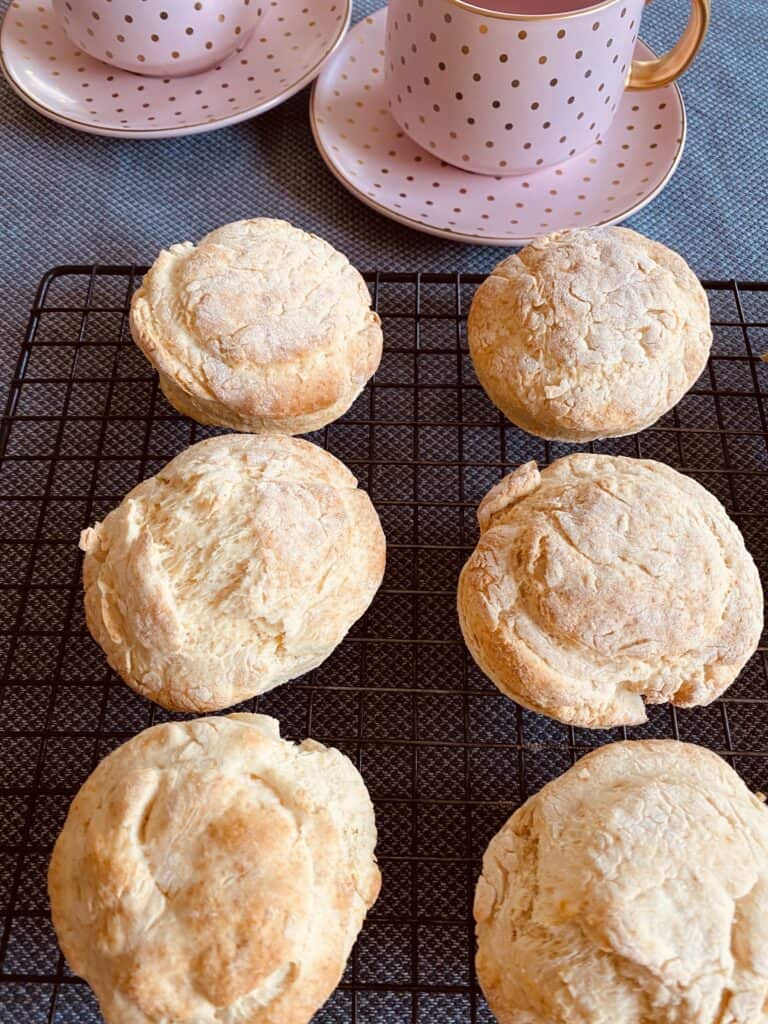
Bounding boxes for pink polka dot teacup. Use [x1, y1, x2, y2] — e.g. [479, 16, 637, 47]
[52, 0, 263, 77]
[385, 0, 709, 175]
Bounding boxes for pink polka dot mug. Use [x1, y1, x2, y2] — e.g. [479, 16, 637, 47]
[385, 0, 709, 175]
[52, 0, 263, 77]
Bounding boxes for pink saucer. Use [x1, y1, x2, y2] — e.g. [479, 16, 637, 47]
[311, 10, 686, 245]
[0, 0, 350, 138]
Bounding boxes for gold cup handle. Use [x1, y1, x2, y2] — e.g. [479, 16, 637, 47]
[627, 0, 710, 90]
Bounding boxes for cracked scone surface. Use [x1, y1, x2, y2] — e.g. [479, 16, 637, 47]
[475, 740, 768, 1024]
[467, 227, 712, 442]
[129, 218, 382, 434]
[49, 713, 380, 1024]
[80, 433, 385, 712]
[457, 454, 762, 728]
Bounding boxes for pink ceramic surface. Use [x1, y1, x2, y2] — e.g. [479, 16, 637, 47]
[52, 0, 263, 77]
[311, 10, 685, 245]
[467, 1, 609, 11]
[0, 0, 350, 137]
[386, 0, 645, 175]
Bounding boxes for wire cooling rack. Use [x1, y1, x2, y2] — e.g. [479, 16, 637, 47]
[0, 267, 767, 1024]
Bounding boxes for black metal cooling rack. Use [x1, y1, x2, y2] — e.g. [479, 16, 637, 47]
[0, 266, 767, 1024]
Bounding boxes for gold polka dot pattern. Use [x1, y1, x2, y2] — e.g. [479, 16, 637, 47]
[1, 0, 349, 136]
[385, 0, 645, 176]
[312, 10, 686, 245]
[52, 0, 264, 76]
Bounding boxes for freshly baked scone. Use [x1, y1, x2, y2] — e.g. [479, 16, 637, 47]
[467, 227, 712, 442]
[80, 433, 385, 712]
[457, 454, 762, 728]
[49, 713, 380, 1024]
[130, 218, 382, 434]
[475, 740, 768, 1024]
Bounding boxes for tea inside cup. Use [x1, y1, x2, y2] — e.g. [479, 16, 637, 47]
[463, 0, 610, 12]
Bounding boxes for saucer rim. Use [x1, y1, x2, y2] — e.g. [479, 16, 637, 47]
[0, 0, 351, 139]
[310, 15, 686, 246]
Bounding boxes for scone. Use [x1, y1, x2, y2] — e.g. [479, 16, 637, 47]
[468, 227, 712, 441]
[457, 454, 762, 728]
[475, 740, 768, 1024]
[80, 433, 385, 712]
[130, 218, 382, 434]
[49, 714, 380, 1024]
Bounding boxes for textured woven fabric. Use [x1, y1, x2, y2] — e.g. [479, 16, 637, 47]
[1, 0, 767, 373]
[1, 268, 766, 1024]
[0, 5, 766, 1021]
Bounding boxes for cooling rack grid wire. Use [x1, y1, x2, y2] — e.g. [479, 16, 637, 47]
[0, 267, 767, 1024]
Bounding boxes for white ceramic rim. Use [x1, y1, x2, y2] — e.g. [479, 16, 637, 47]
[0, 0, 351, 139]
[310, 36, 686, 247]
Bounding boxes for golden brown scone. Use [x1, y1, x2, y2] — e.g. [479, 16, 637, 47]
[475, 740, 768, 1024]
[457, 454, 762, 728]
[130, 218, 382, 434]
[80, 434, 385, 712]
[468, 228, 712, 442]
[49, 714, 380, 1024]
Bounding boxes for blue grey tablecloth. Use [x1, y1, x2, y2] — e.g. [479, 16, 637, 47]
[1, 0, 767, 381]
[0, 4, 766, 1022]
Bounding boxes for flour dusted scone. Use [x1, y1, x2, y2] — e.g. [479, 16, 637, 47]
[80, 434, 385, 712]
[457, 455, 762, 728]
[475, 740, 768, 1024]
[49, 714, 380, 1024]
[468, 228, 712, 442]
[130, 219, 382, 434]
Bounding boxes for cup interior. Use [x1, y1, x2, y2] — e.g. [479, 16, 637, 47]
[457, 0, 611, 15]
